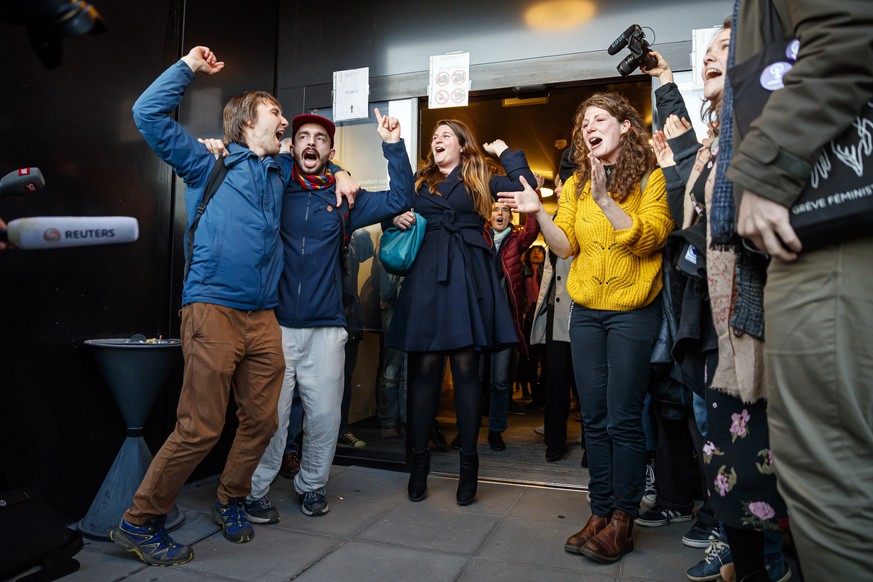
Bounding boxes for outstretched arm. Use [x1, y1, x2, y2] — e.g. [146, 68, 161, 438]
[132, 46, 225, 184]
[498, 176, 573, 258]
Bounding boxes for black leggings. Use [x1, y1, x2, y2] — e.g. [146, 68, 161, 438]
[409, 349, 481, 454]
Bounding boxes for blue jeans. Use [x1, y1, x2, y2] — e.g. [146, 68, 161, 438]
[487, 346, 513, 432]
[378, 308, 407, 428]
[570, 300, 661, 519]
[377, 346, 407, 427]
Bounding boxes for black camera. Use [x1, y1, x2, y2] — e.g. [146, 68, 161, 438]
[608, 24, 657, 77]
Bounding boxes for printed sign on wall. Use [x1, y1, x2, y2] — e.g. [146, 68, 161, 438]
[333, 67, 370, 122]
[428, 52, 470, 109]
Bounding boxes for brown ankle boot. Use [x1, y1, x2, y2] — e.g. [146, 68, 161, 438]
[564, 513, 610, 554]
[579, 508, 634, 563]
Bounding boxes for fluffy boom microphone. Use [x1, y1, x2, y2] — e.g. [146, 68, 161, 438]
[0, 216, 139, 249]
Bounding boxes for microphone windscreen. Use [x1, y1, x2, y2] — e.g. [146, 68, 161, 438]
[0, 168, 45, 196]
[6, 216, 139, 249]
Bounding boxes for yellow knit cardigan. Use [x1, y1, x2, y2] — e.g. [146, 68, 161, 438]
[554, 169, 674, 311]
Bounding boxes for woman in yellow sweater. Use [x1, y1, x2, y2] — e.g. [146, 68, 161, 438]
[502, 93, 673, 564]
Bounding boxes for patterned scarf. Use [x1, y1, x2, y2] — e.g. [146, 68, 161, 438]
[292, 164, 335, 190]
[710, 0, 768, 340]
[709, 0, 739, 248]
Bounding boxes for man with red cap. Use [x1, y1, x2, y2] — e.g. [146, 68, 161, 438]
[244, 109, 414, 520]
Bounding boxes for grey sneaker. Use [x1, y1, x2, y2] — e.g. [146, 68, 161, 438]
[244, 496, 279, 524]
[299, 488, 330, 516]
[643, 462, 657, 506]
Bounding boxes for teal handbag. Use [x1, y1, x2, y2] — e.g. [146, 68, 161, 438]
[379, 212, 427, 276]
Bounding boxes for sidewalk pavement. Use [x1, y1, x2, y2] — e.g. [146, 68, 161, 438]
[61, 465, 702, 581]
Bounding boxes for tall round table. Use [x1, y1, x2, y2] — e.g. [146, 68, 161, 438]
[77, 338, 184, 540]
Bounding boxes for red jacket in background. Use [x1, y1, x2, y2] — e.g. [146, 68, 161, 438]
[487, 216, 540, 353]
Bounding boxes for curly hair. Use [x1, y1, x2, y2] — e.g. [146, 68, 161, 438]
[415, 119, 498, 220]
[570, 92, 656, 202]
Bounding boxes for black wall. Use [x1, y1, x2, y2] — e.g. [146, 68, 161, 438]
[0, 0, 278, 522]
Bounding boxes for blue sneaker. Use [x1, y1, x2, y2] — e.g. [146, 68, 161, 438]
[110, 517, 193, 566]
[766, 556, 792, 582]
[299, 488, 329, 516]
[686, 535, 733, 582]
[213, 500, 254, 543]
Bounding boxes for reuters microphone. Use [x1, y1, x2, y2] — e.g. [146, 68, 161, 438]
[0, 168, 46, 196]
[0, 216, 139, 249]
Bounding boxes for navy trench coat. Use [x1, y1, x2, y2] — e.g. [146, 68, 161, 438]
[388, 149, 536, 353]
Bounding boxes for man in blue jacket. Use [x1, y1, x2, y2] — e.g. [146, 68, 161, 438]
[111, 47, 355, 567]
[244, 110, 414, 520]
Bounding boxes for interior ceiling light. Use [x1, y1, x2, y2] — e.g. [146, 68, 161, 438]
[524, 0, 596, 30]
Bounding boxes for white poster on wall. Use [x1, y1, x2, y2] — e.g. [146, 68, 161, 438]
[428, 52, 470, 109]
[691, 27, 722, 91]
[333, 67, 369, 122]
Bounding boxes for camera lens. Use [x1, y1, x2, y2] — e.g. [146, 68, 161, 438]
[616, 54, 639, 77]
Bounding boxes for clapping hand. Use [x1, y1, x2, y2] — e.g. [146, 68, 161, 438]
[653, 130, 675, 168]
[589, 152, 608, 204]
[663, 114, 692, 139]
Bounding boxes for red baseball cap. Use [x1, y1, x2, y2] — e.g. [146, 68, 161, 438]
[291, 114, 335, 145]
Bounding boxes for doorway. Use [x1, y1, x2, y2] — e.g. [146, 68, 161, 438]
[417, 78, 652, 488]
[331, 77, 654, 488]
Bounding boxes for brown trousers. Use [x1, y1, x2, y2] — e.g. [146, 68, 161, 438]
[126, 303, 284, 523]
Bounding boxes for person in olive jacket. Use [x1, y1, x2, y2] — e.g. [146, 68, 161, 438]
[729, 1, 873, 579]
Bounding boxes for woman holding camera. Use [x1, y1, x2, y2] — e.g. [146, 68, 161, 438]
[645, 20, 790, 582]
[502, 93, 673, 563]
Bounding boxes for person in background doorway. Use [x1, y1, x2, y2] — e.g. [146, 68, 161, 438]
[484, 191, 540, 452]
[529, 175, 577, 462]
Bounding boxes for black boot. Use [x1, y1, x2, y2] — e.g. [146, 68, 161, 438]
[408, 448, 430, 501]
[456, 450, 479, 506]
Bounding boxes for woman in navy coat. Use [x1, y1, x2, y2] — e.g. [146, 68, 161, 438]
[387, 119, 535, 505]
